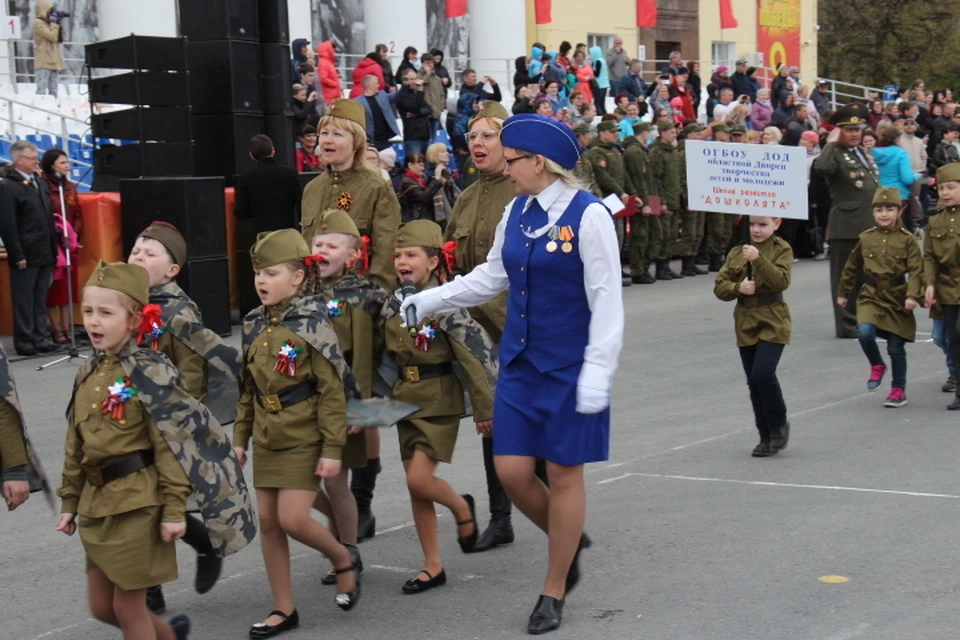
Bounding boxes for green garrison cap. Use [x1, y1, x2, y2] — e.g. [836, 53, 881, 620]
[657, 120, 676, 133]
[729, 125, 747, 135]
[250, 229, 311, 269]
[86, 260, 150, 305]
[632, 121, 653, 135]
[872, 187, 902, 206]
[469, 100, 509, 128]
[395, 220, 444, 250]
[327, 98, 366, 129]
[596, 119, 619, 133]
[573, 122, 594, 135]
[311, 209, 360, 238]
[138, 221, 187, 267]
[937, 163, 960, 184]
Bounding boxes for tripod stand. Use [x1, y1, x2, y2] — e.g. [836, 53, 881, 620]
[38, 176, 87, 371]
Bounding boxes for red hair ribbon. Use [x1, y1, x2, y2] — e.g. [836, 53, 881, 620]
[136, 304, 166, 350]
[304, 254, 328, 267]
[358, 236, 371, 274]
[442, 241, 458, 273]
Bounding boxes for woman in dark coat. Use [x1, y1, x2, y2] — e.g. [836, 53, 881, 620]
[397, 152, 446, 223]
[40, 148, 81, 344]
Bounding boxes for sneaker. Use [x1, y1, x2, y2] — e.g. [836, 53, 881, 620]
[884, 388, 907, 408]
[867, 364, 886, 391]
[942, 376, 957, 393]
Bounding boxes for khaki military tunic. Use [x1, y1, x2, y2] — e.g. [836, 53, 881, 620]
[584, 141, 635, 198]
[384, 299, 494, 463]
[301, 167, 402, 291]
[58, 356, 192, 590]
[923, 204, 960, 305]
[156, 329, 208, 403]
[235, 301, 348, 490]
[813, 142, 880, 241]
[714, 237, 793, 347]
[0, 399, 26, 474]
[838, 225, 923, 340]
[444, 172, 516, 342]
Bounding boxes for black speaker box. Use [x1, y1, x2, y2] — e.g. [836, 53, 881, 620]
[92, 107, 192, 142]
[298, 171, 322, 192]
[260, 43, 292, 114]
[263, 112, 296, 167]
[119, 177, 228, 260]
[187, 41, 262, 114]
[85, 35, 186, 71]
[178, 256, 232, 336]
[95, 143, 194, 177]
[258, 0, 289, 43]
[92, 172, 121, 193]
[179, 0, 258, 42]
[191, 114, 263, 183]
[89, 72, 189, 107]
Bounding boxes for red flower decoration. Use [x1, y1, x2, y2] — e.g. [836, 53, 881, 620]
[136, 304, 166, 350]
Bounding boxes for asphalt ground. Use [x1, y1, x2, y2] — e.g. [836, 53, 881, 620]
[4, 258, 960, 640]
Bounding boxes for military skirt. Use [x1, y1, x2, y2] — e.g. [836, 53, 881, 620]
[253, 443, 323, 491]
[397, 415, 461, 463]
[341, 431, 368, 469]
[79, 505, 178, 590]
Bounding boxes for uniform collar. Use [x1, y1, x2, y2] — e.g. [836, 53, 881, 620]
[526, 177, 566, 213]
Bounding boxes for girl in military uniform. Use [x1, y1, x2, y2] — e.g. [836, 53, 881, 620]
[234, 229, 360, 638]
[714, 216, 794, 457]
[384, 220, 496, 594]
[300, 98, 403, 538]
[57, 261, 195, 639]
[305, 208, 389, 584]
[129, 221, 243, 608]
[836, 187, 924, 408]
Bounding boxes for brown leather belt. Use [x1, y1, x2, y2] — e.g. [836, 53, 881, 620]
[862, 273, 907, 289]
[257, 381, 317, 413]
[941, 266, 960, 277]
[84, 450, 154, 487]
[737, 293, 784, 308]
[402, 363, 455, 383]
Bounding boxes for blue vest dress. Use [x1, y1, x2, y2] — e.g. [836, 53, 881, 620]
[493, 190, 611, 466]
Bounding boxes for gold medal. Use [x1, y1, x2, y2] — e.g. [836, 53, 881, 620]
[562, 242, 574, 253]
[849, 171, 858, 179]
[546, 241, 558, 253]
[855, 180, 863, 189]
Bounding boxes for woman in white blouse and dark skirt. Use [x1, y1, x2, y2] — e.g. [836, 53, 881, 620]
[402, 113, 624, 635]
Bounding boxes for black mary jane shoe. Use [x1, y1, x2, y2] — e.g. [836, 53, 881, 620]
[169, 614, 191, 640]
[527, 595, 564, 635]
[334, 544, 362, 611]
[249, 609, 299, 639]
[457, 494, 478, 553]
[402, 568, 447, 594]
[565, 533, 592, 594]
[322, 546, 364, 585]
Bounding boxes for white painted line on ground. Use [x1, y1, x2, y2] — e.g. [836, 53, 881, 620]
[597, 472, 960, 500]
[822, 623, 871, 640]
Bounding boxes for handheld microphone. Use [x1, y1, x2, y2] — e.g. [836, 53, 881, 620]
[400, 279, 419, 335]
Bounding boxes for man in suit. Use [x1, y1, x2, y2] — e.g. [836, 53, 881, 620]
[616, 59, 648, 102]
[354, 74, 400, 151]
[0, 141, 56, 356]
[814, 104, 880, 338]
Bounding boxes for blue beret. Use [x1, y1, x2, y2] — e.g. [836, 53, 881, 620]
[500, 113, 582, 170]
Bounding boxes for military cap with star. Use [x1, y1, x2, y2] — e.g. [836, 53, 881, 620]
[311, 208, 360, 238]
[469, 100, 509, 128]
[86, 260, 150, 305]
[872, 187, 902, 206]
[250, 229, 311, 269]
[829, 103, 869, 129]
[327, 98, 367, 129]
[395, 220, 444, 250]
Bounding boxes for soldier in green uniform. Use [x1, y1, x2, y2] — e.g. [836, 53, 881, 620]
[234, 230, 361, 636]
[814, 103, 880, 338]
[836, 187, 923, 408]
[729, 124, 747, 143]
[583, 119, 635, 286]
[0, 342, 49, 512]
[623, 121, 658, 284]
[711, 122, 732, 142]
[705, 127, 741, 271]
[924, 163, 960, 410]
[677, 123, 708, 277]
[713, 217, 793, 457]
[305, 208, 390, 576]
[648, 121, 684, 280]
[384, 220, 497, 593]
[573, 123, 602, 197]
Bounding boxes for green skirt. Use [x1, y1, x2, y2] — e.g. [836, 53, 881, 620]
[80, 505, 178, 590]
[253, 443, 323, 491]
[397, 415, 461, 463]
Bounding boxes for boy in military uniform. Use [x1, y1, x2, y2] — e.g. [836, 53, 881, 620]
[711, 123, 732, 142]
[58, 262, 256, 639]
[384, 220, 497, 593]
[924, 163, 960, 410]
[836, 187, 923, 408]
[713, 217, 793, 457]
[705, 128, 741, 270]
[677, 124, 708, 277]
[128, 222, 242, 608]
[306, 208, 389, 577]
[623, 121, 659, 283]
[0, 342, 49, 512]
[648, 121, 684, 280]
[234, 230, 361, 636]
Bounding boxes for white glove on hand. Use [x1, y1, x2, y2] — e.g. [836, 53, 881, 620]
[399, 288, 445, 327]
[575, 362, 611, 414]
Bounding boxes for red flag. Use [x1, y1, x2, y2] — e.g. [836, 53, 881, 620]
[636, 0, 657, 27]
[719, 0, 739, 28]
[535, 0, 552, 24]
[446, 0, 467, 18]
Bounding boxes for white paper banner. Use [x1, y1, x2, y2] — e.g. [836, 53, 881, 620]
[685, 140, 809, 220]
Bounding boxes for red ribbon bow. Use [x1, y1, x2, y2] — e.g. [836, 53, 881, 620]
[136, 304, 165, 350]
[304, 254, 328, 267]
[442, 241, 458, 279]
[358, 236, 371, 274]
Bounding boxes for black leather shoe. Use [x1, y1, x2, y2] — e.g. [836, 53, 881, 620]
[334, 544, 361, 611]
[751, 441, 776, 457]
[195, 552, 222, 594]
[322, 545, 363, 585]
[457, 494, 478, 553]
[35, 341, 57, 353]
[621, 276, 632, 287]
[667, 267, 684, 279]
[943, 376, 957, 393]
[949, 396, 960, 411]
[632, 273, 656, 284]
[474, 517, 515, 553]
[357, 511, 376, 542]
[565, 533, 592, 594]
[146, 585, 166, 614]
[528, 595, 564, 635]
[402, 569, 447, 594]
[249, 609, 299, 638]
[14, 345, 37, 357]
[169, 614, 191, 640]
[770, 422, 790, 451]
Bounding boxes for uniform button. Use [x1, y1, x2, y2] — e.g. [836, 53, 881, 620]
[98, 373, 104, 378]
[521, 314, 526, 319]
[90, 403, 97, 409]
[525, 242, 530, 248]
[119, 420, 126, 425]
[95, 387, 101, 392]
[267, 328, 272, 333]
[521, 338, 526, 343]
[262, 342, 268, 347]
[521, 291, 526, 296]
[520, 267, 525, 272]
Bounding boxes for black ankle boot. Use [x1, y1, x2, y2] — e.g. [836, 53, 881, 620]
[475, 437, 515, 552]
[183, 514, 222, 594]
[655, 260, 672, 281]
[351, 458, 381, 542]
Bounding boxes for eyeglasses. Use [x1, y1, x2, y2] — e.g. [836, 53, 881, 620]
[465, 130, 499, 142]
[503, 155, 533, 168]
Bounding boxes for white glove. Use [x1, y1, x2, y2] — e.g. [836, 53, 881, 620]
[399, 288, 445, 327]
[575, 362, 612, 414]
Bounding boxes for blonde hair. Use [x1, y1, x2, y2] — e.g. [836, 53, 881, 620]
[318, 115, 369, 171]
[426, 142, 448, 164]
[724, 103, 750, 126]
[797, 84, 809, 98]
[762, 127, 782, 144]
[292, 83, 306, 96]
[744, 130, 762, 143]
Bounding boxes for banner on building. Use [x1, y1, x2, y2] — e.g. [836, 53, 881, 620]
[445, 0, 467, 18]
[535, 0, 552, 24]
[636, 0, 657, 27]
[719, 0, 739, 29]
[757, 0, 801, 70]
[684, 141, 808, 221]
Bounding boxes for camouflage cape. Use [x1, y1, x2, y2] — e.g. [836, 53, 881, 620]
[322, 273, 390, 321]
[0, 344, 53, 509]
[69, 341, 257, 558]
[149, 282, 242, 424]
[243, 296, 420, 428]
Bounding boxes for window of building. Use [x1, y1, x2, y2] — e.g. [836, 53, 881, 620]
[712, 41, 737, 69]
[587, 34, 613, 55]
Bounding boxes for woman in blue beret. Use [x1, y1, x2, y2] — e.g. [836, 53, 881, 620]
[402, 113, 624, 635]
